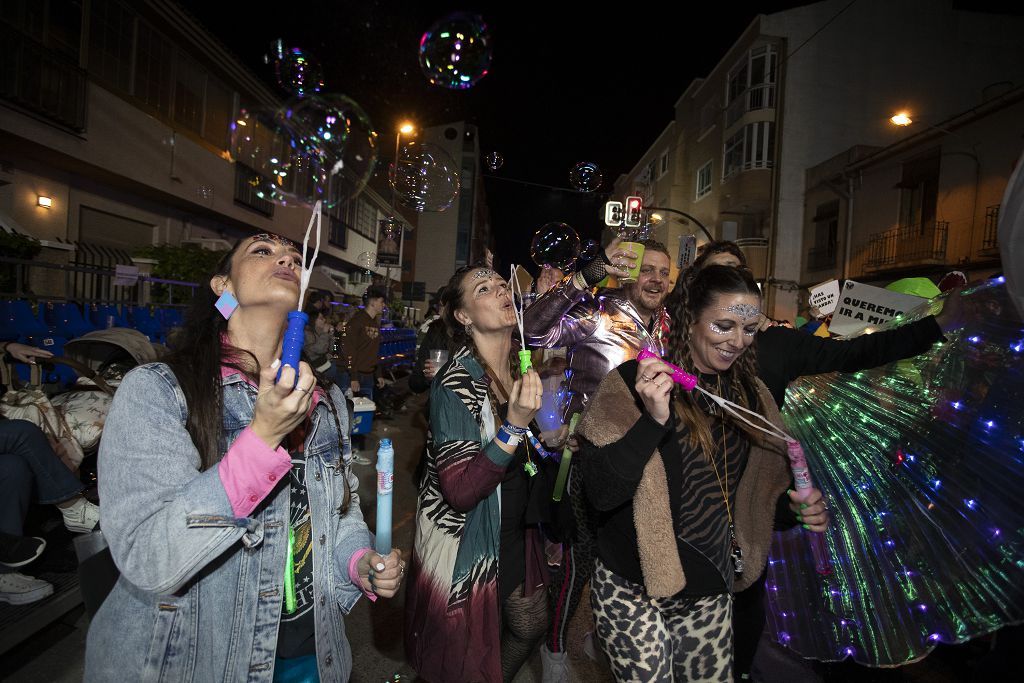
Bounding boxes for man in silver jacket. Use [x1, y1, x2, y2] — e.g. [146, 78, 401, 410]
[523, 238, 673, 680]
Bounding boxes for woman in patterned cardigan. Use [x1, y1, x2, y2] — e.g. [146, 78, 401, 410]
[405, 265, 551, 683]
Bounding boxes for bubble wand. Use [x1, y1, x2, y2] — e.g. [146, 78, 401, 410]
[509, 264, 532, 375]
[637, 349, 831, 574]
[278, 201, 323, 384]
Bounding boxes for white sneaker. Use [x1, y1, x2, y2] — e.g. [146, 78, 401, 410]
[0, 572, 54, 605]
[60, 497, 101, 533]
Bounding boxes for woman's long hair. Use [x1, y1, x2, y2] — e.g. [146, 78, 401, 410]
[163, 242, 345, 489]
[664, 264, 762, 457]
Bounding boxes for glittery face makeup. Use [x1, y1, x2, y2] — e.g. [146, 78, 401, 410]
[472, 268, 498, 281]
[251, 233, 297, 250]
[718, 303, 761, 320]
[708, 321, 758, 337]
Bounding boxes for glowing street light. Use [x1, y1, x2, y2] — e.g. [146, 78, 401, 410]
[890, 112, 913, 126]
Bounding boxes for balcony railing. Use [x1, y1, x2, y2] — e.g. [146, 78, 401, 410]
[726, 84, 776, 127]
[865, 221, 948, 270]
[808, 245, 837, 271]
[981, 204, 1000, 253]
[0, 23, 87, 132]
[233, 164, 275, 216]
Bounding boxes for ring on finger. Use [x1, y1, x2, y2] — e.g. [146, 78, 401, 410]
[640, 374, 652, 382]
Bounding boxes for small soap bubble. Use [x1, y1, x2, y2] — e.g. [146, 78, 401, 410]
[485, 151, 504, 171]
[389, 142, 460, 212]
[531, 223, 580, 270]
[569, 161, 602, 192]
[268, 40, 324, 97]
[419, 13, 492, 90]
[358, 251, 376, 272]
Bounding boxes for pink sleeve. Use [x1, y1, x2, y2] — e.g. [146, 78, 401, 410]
[217, 427, 293, 517]
[348, 547, 377, 602]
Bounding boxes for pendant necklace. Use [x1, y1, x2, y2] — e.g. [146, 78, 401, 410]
[706, 375, 744, 575]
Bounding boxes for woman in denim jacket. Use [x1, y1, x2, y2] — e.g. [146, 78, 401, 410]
[85, 234, 404, 682]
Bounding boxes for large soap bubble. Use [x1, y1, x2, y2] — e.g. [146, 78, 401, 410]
[531, 222, 580, 270]
[485, 151, 504, 171]
[569, 161, 602, 192]
[230, 105, 312, 205]
[580, 239, 600, 263]
[419, 13, 492, 89]
[280, 94, 379, 207]
[389, 142, 460, 212]
[268, 40, 324, 97]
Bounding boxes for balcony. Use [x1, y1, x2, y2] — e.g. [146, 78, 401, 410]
[0, 24, 87, 133]
[233, 164, 275, 217]
[980, 204, 1000, 255]
[726, 84, 776, 127]
[864, 221, 948, 270]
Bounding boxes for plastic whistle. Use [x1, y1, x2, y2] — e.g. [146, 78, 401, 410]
[278, 310, 309, 386]
[636, 348, 699, 391]
[518, 349, 533, 375]
[786, 440, 833, 576]
[375, 438, 394, 556]
[552, 413, 581, 502]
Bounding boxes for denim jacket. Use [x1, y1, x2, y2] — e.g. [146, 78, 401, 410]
[85, 363, 371, 682]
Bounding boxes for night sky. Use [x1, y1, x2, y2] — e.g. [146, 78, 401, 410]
[175, 0, 1003, 271]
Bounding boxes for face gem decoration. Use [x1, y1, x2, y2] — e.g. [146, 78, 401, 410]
[708, 321, 759, 337]
[251, 233, 297, 250]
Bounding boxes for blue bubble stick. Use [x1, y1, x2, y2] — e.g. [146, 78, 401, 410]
[375, 438, 394, 555]
[277, 311, 309, 385]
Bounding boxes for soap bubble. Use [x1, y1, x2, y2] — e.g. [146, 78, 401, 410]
[268, 41, 324, 97]
[531, 222, 580, 270]
[419, 13, 492, 89]
[389, 142, 460, 212]
[485, 151, 504, 171]
[280, 94, 379, 207]
[569, 161, 602, 192]
[580, 239, 600, 263]
[231, 95, 379, 208]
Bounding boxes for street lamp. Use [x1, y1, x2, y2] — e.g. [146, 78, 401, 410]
[890, 111, 913, 126]
[395, 121, 416, 170]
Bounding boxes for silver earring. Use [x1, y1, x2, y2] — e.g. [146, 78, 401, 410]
[465, 322, 474, 335]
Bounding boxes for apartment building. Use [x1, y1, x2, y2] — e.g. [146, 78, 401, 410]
[802, 87, 1022, 291]
[616, 0, 1024, 318]
[0, 0, 414, 300]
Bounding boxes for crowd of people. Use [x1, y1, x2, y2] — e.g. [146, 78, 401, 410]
[0, 231, 969, 682]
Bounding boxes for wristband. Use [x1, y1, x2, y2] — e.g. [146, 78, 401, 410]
[496, 426, 523, 447]
[502, 421, 529, 435]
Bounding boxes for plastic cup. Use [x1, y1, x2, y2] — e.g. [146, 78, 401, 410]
[618, 242, 646, 283]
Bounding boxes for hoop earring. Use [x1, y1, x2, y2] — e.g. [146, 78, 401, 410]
[215, 291, 238, 320]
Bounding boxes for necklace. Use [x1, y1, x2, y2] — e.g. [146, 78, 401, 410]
[704, 374, 744, 575]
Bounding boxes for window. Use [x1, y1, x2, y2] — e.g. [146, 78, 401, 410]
[88, 0, 134, 92]
[134, 22, 172, 116]
[695, 160, 713, 199]
[658, 151, 669, 179]
[355, 197, 377, 239]
[809, 200, 839, 270]
[173, 51, 205, 134]
[203, 77, 233, 150]
[726, 44, 777, 126]
[722, 122, 775, 179]
[897, 151, 940, 232]
[327, 213, 347, 249]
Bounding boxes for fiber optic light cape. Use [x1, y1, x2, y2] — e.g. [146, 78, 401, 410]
[765, 280, 1024, 666]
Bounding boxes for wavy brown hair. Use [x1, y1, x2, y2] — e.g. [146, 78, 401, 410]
[664, 264, 761, 457]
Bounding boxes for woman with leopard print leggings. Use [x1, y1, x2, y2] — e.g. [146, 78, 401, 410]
[576, 266, 828, 681]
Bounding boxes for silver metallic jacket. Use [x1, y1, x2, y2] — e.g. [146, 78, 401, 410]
[524, 276, 668, 421]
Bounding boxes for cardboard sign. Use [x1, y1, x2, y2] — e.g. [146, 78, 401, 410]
[677, 234, 697, 270]
[375, 218, 403, 267]
[808, 279, 840, 316]
[113, 264, 140, 287]
[829, 280, 924, 336]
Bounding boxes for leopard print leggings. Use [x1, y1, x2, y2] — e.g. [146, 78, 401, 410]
[591, 558, 733, 682]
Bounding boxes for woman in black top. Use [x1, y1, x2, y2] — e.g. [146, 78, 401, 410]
[578, 265, 828, 682]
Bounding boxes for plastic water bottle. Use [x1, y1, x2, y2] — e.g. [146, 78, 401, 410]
[375, 438, 394, 555]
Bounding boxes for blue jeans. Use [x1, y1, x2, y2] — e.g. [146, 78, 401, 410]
[1, 419, 84, 571]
